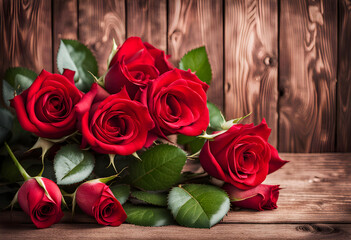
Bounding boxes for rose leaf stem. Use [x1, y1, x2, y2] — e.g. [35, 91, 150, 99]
[4, 142, 31, 181]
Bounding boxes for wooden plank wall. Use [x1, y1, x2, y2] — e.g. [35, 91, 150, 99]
[0, 0, 350, 153]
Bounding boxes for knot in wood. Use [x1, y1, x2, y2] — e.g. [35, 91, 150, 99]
[170, 29, 183, 42]
[296, 224, 339, 235]
[263, 56, 275, 66]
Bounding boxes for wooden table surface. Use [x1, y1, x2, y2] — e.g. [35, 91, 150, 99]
[1, 153, 350, 239]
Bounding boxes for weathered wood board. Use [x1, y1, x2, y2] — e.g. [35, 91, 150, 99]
[279, 0, 337, 152]
[337, 0, 351, 152]
[0, 0, 52, 75]
[224, 0, 278, 148]
[78, 0, 125, 75]
[1, 222, 350, 240]
[126, 0, 167, 52]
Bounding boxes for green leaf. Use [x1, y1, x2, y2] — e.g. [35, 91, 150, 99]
[128, 144, 187, 191]
[207, 102, 225, 131]
[168, 184, 230, 228]
[123, 203, 174, 227]
[131, 191, 168, 207]
[0, 108, 14, 145]
[177, 135, 205, 154]
[179, 46, 212, 84]
[54, 144, 95, 185]
[57, 39, 98, 92]
[110, 184, 130, 205]
[2, 81, 15, 106]
[4, 67, 37, 93]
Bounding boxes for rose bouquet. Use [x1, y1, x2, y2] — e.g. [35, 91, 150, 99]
[0, 37, 287, 229]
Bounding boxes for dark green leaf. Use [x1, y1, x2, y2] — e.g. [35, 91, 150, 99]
[4, 67, 36, 92]
[179, 46, 212, 84]
[0, 108, 14, 145]
[0, 189, 17, 209]
[131, 191, 168, 207]
[110, 184, 130, 205]
[57, 39, 98, 92]
[94, 154, 119, 178]
[123, 203, 174, 227]
[207, 102, 225, 131]
[41, 159, 56, 182]
[168, 184, 230, 228]
[54, 144, 95, 185]
[1, 156, 41, 183]
[8, 117, 34, 145]
[94, 154, 133, 179]
[128, 144, 187, 191]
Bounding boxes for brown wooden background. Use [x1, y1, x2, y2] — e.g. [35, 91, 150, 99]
[0, 0, 350, 153]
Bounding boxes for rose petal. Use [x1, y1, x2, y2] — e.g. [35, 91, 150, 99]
[223, 183, 280, 211]
[268, 144, 289, 174]
[199, 141, 229, 182]
[62, 69, 76, 84]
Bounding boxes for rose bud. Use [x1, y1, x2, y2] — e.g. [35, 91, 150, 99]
[17, 178, 64, 228]
[75, 83, 154, 155]
[105, 36, 173, 99]
[223, 183, 280, 211]
[75, 182, 127, 226]
[199, 119, 288, 190]
[10, 69, 83, 139]
[145, 68, 209, 143]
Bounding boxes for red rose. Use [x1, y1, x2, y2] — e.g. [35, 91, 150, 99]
[223, 183, 280, 211]
[199, 119, 287, 190]
[10, 69, 83, 139]
[75, 83, 154, 155]
[145, 68, 209, 142]
[17, 178, 64, 228]
[76, 182, 127, 226]
[105, 37, 173, 99]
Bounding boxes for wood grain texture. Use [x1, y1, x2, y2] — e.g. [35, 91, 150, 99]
[53, 0, 78, 73]
[337, 0, 351, 152]
[126, 0, 167, 51]
[78, 0, 125, 75]
[224, 0, 278, 148]
[1, 222, 350, 240]
[168, 0, 224, 111]
[0, 0, 52, 76]
[279, 0, 337, 152]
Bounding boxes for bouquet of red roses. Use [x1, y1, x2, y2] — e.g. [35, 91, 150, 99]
[0, 37, 287, 229]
